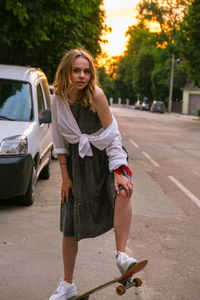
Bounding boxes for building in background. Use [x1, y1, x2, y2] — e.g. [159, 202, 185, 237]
[182, 83, 200, 116]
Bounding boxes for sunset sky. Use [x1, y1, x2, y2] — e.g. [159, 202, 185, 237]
[102, 0, 140, 56]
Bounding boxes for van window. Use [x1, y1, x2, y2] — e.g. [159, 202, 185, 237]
[37, 84, 45, 118]
[0, 79, 32, 121]
[41, 79, 51, 108]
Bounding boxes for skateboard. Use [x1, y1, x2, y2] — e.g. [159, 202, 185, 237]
[71, 259, 148, 300]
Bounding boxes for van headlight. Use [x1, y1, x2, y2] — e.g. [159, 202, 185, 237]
[0, 135, 28, 155]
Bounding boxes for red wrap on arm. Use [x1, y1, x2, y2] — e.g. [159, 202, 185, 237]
[113, 165, 132, 177]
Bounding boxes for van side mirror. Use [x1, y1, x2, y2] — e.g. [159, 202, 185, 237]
[39, 109, 52, 125]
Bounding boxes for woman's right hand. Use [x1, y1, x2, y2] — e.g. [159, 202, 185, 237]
[61, 177, 74, 203]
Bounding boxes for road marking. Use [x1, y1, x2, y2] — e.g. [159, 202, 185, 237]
[129, 138, 139, 148]
[168, 176, 200, 208]
[142, 151, 160, 167]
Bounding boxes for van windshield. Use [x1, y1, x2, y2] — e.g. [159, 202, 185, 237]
[0, 79, 32, 121]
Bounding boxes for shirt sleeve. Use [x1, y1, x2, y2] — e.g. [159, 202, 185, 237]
[106, 134, 128, 171]
[104, 115, 128, 171]
[51, 95, 69, 158]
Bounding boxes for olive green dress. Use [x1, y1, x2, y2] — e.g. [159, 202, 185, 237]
[60, 102, 117, 241]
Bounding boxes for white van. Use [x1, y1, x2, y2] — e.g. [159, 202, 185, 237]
[0, 65, 53, 205]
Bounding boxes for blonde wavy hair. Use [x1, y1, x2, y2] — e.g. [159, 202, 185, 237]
[54, 48, 97, 112]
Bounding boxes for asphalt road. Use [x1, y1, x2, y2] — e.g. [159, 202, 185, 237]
[0, 107, 200, 300]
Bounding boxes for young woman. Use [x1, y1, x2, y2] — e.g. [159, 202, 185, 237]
[49, 49, 137, 300]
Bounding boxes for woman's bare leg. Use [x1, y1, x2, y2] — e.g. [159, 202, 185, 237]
[62, 236, 78, 283]
[114, 190, 132, 252]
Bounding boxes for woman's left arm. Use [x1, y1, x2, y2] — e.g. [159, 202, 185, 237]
[94, 87, 133, 197]
[93, 87, 112, 129]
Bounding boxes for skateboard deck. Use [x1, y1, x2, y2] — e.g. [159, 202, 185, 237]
[71, 259, 148, 300]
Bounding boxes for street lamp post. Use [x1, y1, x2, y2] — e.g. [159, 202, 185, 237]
[168, 53, 175, 113]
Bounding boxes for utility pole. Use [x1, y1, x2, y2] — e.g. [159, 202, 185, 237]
[168, 53, 175, 113]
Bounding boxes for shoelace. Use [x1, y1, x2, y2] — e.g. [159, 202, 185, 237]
[115, 251, 129, 261]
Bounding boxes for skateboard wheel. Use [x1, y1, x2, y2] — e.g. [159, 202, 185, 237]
[116, 285, 126, 295]
[133, 277, 142, 287]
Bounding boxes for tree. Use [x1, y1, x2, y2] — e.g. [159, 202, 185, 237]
[179, 0, 200, 87]
[132, 46, 155, 100]
[123, 22, 158, 103]
[0, 0, 107, 82]
[134, 0, 189, 109]
[97, 66, 114, 100]
[113, 55, 137, 103]
[151, 47, 187, 104]
[97, 54, 137, 103]
[136, 0, 189, 47]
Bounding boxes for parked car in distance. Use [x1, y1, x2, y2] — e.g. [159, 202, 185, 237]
[140, 102, 150, 111]
[150, 101, 165, 113]
[0, 65, 53, 205]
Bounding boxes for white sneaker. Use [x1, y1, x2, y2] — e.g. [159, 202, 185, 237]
[49, 280, 77, 300]
[116, 251, 137, 275]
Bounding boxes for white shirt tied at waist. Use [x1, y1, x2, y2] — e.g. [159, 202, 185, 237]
[52, 94, 128, 171]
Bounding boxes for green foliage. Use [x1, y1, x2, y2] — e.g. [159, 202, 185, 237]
[125, 23, 156, 56]
[113, 56, 137, 103]
[97, 55, 138, 103]
[151, 48, 170, 102]
[122, 21, 158, 102]
[97, 67, 114, 100]
[151, 47, 187, 104]
[137, 0, 189, 45]
[123, 0, 188, 105]
[132, 46, 155, 100]
[0, 0, 106, 82]
[99, 0, 191, 107]
[179, 0, 200, 87]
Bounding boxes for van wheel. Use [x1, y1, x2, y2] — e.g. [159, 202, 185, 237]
[39, 161, 50, 180]
[20, 167, 37, 206]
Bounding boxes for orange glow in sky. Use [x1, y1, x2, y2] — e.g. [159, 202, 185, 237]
[102, 0, 139, 57]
